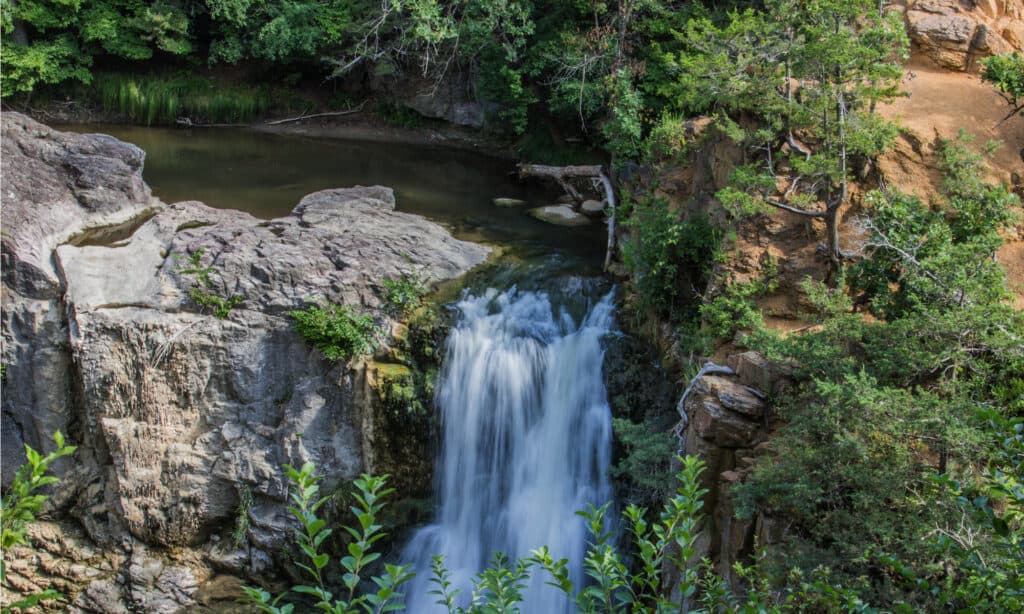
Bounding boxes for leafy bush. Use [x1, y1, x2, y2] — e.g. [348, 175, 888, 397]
[1, 431, 77, 613]
[734, 140, 1023, 605]
[981, 52, 1024, 119]
[382, 273, 426, 315]
[611, 417, 677, 505]
[700, 257, 778, 340]
[290, 303, 378, 361]
[232, 485, 253, 547]
[242, 466, 413, 613]
[622, 197, 722, 323]
[376, 102, 427, 129]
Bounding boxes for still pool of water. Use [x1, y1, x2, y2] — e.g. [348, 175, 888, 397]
[57, 125, 608, 265]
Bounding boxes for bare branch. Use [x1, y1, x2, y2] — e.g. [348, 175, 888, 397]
[264, 100, 368, 126]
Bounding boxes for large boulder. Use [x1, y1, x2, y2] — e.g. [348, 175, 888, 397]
[1, 112, 489, 610]
[899, 0, 1023, 72]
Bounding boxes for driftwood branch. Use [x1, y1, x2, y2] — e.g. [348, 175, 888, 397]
[517, 164, 604, 205]
[517, 164, 618, 271]
[264, 100, 368, 126]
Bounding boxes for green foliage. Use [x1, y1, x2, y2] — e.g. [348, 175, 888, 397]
[699, 280, 765, 340]
[232, 484, 253, 547]
[623, 197, 722, 323]
[644, 111, 689, 164]
[611, 417, 677, 505]
[528, 455, 709, 612]
[382, 272, 426, 315]
[981, 52, 1024, 118]
[602, 69, 644, 162]
[850, 132, 1018, 320]
[92, 72, 272, 125]
[175, 248, 243, 319]
[478, 61, 536, 137]
[662, 0, 908, 263]
[376, 102, 427, 129]
[700, 256, 778, 340]
[0, 34, 92, 95]
[735, 150, 1023, 604]
[290, 303, 378, 361]
[242, 466, 413, 613]
[1, 431, 77, 613]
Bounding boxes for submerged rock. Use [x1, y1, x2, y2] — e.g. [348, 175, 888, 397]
[492, 197, 528, 207]
[0, 112, 489, 610]
[528, 204, 591, 227]
[580, 199, 605, 216]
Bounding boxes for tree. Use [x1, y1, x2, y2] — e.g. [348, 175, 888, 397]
[663, 0, 907, 269]
[736, 137, 1022, 605]
[981, 52, 1024, 124]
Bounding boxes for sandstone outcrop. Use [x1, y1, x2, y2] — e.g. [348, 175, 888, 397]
[677, 354, 781, 587]
[1, 111, 489, 611]
[895, 0, 1024, 72]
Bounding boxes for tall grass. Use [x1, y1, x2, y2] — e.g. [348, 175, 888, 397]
[92, 72, 285, 125]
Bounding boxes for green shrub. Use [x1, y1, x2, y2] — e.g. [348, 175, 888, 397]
[376, 102, 426, 129]
[241, 466, 413, 613]
[700, 256, 778, 340]
[611, 417, 677, 505]
[290, 303, 378, 361]
[382, 273, 426, 315]
[1, 431, 77, 613]
[622, 197, 723, 323]
[981, 52, 1024, 119]
[232, 485, 253, 547]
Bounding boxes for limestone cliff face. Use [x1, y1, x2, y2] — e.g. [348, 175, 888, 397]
[0, 112, 489, 612]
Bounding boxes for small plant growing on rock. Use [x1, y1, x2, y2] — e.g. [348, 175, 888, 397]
[382, 272, 426, 315]
[175, 248, 243, 319]
[232, 485, 253, 547]
[1, 431, 77, 613]
[290, 303, 379, 361]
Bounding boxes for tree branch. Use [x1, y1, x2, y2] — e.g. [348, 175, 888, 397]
[764, 199, 827, 217]
[264, 100, 368, 126]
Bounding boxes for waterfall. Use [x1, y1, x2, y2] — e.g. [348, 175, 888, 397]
[401, 286, 616, 613]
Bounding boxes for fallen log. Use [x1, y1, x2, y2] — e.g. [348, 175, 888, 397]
[516, 163, 617, 271]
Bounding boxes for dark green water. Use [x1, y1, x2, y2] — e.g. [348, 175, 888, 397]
[58, 125, 607, 266]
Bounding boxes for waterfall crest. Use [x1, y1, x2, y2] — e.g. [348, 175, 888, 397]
[402, 287, 616, 612]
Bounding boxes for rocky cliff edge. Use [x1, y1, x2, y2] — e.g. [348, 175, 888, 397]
[0, 112, 489, 612]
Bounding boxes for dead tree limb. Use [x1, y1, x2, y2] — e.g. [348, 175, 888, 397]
[517, 164, 603, 204]
[264, 100, 368, 126]
[517, 163, 618, 271]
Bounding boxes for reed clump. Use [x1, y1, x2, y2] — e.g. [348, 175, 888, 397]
[92, 72, 276, 125]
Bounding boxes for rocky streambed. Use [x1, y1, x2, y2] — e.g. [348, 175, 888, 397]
[1, 112, 488, 612]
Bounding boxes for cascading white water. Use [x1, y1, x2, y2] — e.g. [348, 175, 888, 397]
[402, 286, 616, 613]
